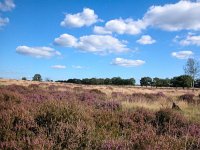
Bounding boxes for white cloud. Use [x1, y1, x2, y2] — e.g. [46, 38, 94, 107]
[72, 65, 84, 69]
[171, 51, 193, 59]
[16, 46, 61, 58]
[111, 58, 145, 67]
[51, 65, 66, 69]
[179, 34, 200, 46]
[54, 34, 130, 54]
[93, 26, 112, 34]
[94, 1, 200, 34]
[94, 18, 146, 35]
[60, 8, 99, 28]
[0, 0, 15, 12]
[0, 16, 9, 27]
[54, 34, 77, 47]
[143, 1, 200, 31]
[136, 35, 156, 45]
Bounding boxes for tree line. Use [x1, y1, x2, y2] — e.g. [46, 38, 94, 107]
[56, 77, 136, 86]
[22, 58, 200, 88]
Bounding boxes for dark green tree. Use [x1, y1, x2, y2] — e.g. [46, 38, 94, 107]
[171, 75, 192, 89]
[22, 77, 27, 80]
[140, 77, 152, 87]
[33, 74, 42, 81]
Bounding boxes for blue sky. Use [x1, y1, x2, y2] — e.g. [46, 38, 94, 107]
[1, 0, 200, 82]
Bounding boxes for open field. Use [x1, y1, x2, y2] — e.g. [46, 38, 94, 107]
[0, 79, 200, 149]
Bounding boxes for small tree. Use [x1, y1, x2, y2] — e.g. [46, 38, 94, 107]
[184, 58, 200, 88]
[33, 74, 42, 81]
[22, 77, 27, 80]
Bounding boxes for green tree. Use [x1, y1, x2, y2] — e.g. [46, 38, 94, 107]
[140, 77, 152, 87]
[33, 74, 42, 81]
[171, 75, 192, 89]
[22, 77, 27, 80]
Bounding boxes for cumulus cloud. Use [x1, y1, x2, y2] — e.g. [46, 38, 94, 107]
[0, 16, 9, 27]
[16, 46, 61, 58]
[178, 34, 200, 46]
[93, 26, 112, 34]
[0, 0, 15, 12]
[171, 51, 193, 59]
[111, 58, 145, 67]
[54, 34, 77, 47]
[51, 65, 66, 69]
[60, 8, 99, 28]
[136, 35, 156, 45]
[54, 34, 130, 54]
[94, 18, 146, 35]
[143, 1, 200, 31]
[94, 1, 200, 35]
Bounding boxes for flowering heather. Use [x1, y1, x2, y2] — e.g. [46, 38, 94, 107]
[0, 84, 200, 149]
[179, 93, 195, 103]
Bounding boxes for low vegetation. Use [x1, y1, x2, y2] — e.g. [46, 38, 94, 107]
[0, 82, 200, 149]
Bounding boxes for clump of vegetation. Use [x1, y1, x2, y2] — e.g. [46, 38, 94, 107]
[179, 93, 195, 103]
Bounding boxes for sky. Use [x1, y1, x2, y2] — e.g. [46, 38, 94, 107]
[1, 0, 200, 82]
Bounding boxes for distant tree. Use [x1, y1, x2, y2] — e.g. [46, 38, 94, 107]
[184, 58, 200, 88]
[171, 75, 192, 89]
[22, 77, 27, 80]
[33, 74, 42, 81]
[104, 78, 111, 85]
[111, 77, 122, 85]
[162, 78, 171, 87]
[140, 77, 152, 87]
[152, 77, 161, 87]
[195, 79, 200, 88]
[67, 78, 81, 84]
[128, 78, 136, 85]
[153, 78, 171, 87]
[82, 78, 90, 85]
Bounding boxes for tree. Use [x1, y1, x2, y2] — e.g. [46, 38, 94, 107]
[171, 75, 192, 89]
[152, 78, 171, 87]
[140, 77, 152, 87]
[33, 74, 42, 81]
[22, 77, 27, 80]
[184, 58, 200, 88]
[195, 79, 200, 88]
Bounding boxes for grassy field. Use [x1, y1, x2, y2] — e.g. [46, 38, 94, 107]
[0, 79, 200, 149]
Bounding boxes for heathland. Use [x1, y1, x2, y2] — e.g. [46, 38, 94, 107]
[0, 79, 200, 149]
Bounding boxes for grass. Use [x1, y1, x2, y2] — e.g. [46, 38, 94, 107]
[182, 105, 200, 123]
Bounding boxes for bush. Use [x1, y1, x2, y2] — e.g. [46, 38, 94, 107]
[179, 93, 195, 103]
[95, 101, 122, 111]
[155, 109, 188, 137]
[34, 101, 93, 149]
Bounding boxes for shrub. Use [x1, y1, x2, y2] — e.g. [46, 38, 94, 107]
[179, 93, 195, 103]
[95, 101, 122, 111]
[131, 108, 155, 125]
[155, 109, 188, 137]
[34, 101, 93, 149]
[0, 89, 22, 103]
